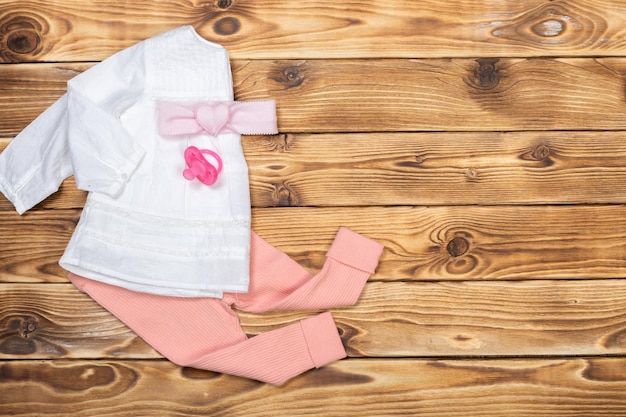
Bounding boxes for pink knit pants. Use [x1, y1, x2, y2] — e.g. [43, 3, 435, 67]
[69, 227, 383, 385]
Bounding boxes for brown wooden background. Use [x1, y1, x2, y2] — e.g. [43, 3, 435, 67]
[2, 0, 626, 415]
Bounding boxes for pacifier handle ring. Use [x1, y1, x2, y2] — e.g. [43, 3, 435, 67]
[200, 149, 223, 175]
[182, 146, 223, 186]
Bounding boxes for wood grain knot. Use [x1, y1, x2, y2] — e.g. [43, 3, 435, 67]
[7, 29, 39, 54]
[520, 144, 554, 166]
[270, 182, 299, 206]
[531, 144, 550, 160]
[0, 14, 46, 61]
[489, 2, 606, 47]
[213, 16, 240, 36]
[395, 155, 427, 169]
[469, 58, 500, 90]
[532, 19, 565, 37]
[266, 134, 295, 152]
[20, 318, 38, 338]
[447, 237, 469, 257]
[465, 168, 480, 182]
[5, 316, 39, 339]
[0, 316, 40, 355]
[217, 0, 232, 8]
[272, 64, 306, 89]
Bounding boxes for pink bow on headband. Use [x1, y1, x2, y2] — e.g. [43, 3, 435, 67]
[158, 100, 278, 137]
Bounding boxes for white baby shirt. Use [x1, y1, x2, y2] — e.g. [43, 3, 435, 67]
[0, 26, 276, 297]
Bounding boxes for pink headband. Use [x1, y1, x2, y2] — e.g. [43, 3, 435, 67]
[158, 100, 278, 137]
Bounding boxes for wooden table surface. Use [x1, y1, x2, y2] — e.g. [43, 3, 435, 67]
[2, 1, 626, 415]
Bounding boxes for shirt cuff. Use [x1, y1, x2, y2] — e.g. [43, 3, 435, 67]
[97, 143, 146, 198]
[0, 173, 42, 215]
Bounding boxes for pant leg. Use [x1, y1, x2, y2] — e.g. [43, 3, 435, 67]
[69, 274, 345, 385]
[223, 227, 384, 313]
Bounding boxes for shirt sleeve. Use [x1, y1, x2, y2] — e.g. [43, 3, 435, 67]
[66, 41, 147, 197]
[0, 41, 147, 215]
[0, 94, 73, 214]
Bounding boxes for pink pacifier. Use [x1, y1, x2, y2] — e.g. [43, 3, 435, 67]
[182, 146, 223, 186]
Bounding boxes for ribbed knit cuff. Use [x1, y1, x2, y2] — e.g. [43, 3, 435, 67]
[326, 227, 384, 274]
[300, 312, 346, 368]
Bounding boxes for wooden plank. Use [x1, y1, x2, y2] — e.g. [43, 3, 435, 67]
[246, 131, 626, 206]
[0, 283, 155, 359]
[234, 57, 626, 132]
[3, 58, 626, 135]
[1, 358, 626, 416]
[253, 205, 626, 281]
[3, 279, 626, 358]
[2, 1, 626, 62]
[0, 210, 78, 283]
[3, 206, 626, 283]
[4, 130, 626, 209]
